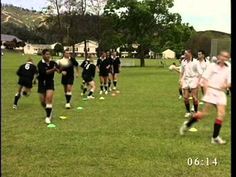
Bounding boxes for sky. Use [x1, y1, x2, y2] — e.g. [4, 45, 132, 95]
[1, 0, 231, 34]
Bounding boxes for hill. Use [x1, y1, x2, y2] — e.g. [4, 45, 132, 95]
[1, 4, 45, 29]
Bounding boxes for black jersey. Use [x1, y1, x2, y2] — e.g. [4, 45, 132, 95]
[16, 62, 37, 81]
[82, 63, 96, 82]
[110, 57, 121, 74]
[61, 57, 78, 77]
[37, 59, 58, 92]
[96, 57, 110, 76]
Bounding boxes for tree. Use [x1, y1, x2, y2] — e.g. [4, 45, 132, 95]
[54, 43, 64, 55]
[104, 0, 194, 66]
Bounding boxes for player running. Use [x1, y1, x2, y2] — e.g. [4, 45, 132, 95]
[60, 49, 79, 109]
[13, 58, 38, 109]
[108, 51, 121, 91]
[180, 51, 231, 144]
[179, 49, 203, 118]
[96, 52, 110, 95]
[37, 49, 60, 124]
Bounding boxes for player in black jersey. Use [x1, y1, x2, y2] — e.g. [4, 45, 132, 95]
[37, 49, 60, 124]
[60, 49, 79, 109]
[13, 58, 38, 109]
[80, 57, 91, 96]
[81, 56, 96, 99]
[108, 52, 121, 91]
[96, 52, 110, 95]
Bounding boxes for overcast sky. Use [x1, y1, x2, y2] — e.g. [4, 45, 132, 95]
[1, 0, 231, 33]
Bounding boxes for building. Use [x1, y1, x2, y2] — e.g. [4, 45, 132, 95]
[162, 49, 176, 59]
[23, 42, 61, 55]
[1, 34, 22, 43]
[64, 40, 98, 57]
[24, 44, 51, 54]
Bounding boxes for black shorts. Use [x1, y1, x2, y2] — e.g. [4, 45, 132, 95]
[61, 76, 74, 85]
[38, 81, 54, 93]
[82, 76, 93, 83]
[18, 77, 32, 88]
[99, 71, 109, 77]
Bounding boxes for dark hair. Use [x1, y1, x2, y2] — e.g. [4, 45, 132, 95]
[172, 62, 176, 66]
[42, 49, 50, 55]
[198, 50, 206, 55]
[64, 48, 70, 53]
[185, 49, 192, 54]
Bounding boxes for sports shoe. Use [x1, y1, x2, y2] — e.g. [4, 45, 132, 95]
[211, 136, 226, 145]
[199, 101, 204, 105]
[191, 106, 195, 112]
[13, 105, 17, 110]
[178, 95, 182, 100]
[109, 87, 112, 92]
[65, 103, 71, 109]
[45, 117, 51, 124]
[87, 95, 95, 99]
[80, 93, 84, 96]
[113, 87, 117, 90]
[105, 91, 108, 95]
[184, 112, 191, 118]
[189, 96, 193, 100]
[99, 90, 103, 95]
[180, 121, 189, 135]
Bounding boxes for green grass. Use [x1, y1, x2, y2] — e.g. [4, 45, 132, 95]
[2, 52, 231, 177]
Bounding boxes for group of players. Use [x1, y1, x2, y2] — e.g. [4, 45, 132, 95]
[13, 49, 121, 124]
[170, 49, 231, 144]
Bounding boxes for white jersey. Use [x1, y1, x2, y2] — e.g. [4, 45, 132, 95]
[198, 59, 210, 74]
[202, 62, 231, 90]
[180, 59, 203, 78]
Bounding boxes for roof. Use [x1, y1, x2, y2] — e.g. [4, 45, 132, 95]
[1, 34, 23, 42]
[162, 49, 175, 54]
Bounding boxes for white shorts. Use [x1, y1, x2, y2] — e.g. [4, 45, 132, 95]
[202, 88, 227, 106]
[182, 77, 198, 89]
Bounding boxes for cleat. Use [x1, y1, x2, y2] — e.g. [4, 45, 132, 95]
[105, 91, 108, 95]
[13, 105, 17, 109]
[65, 103, 71, 109]
[211, 136, 226, 145]
[80, 93, 84, 96]
[113, 87, 117, 90]
[87, 95, 95, 99]
[45, 117, 51, 124]
[108, 87, 112, 92]
[178, 95, 182, 100]
[199, 101, 204, 105]
[184, 112, 191, 118]
[99, 91, 103, 95]
[180, 121, 189, 135]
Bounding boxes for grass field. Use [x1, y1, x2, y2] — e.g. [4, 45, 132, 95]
[2, 52, 231, 177]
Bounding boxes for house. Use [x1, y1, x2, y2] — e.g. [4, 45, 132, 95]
[64, 40, 98, 57]
[162, 49, 176, 59]
[1, 34, 22, 43]
[24, 44, 51, 54]
[24, 42, 62, 55]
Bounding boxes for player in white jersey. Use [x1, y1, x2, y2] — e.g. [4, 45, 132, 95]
[197, 50, 210, 104]
[180, 51, 231, 144]
[179, 50, 203, 118]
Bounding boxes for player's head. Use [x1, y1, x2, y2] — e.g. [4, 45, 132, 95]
[63, 48, 70, 59]
[218, 50, 230, 64]
[184, 49, 192, 60]
[42, 49, 51, 60]
[101, 52, 106, 58]
[27, 58, 33, 63]
[197, 50, 205, 60]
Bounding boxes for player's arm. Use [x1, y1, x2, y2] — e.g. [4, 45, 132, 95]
[91, 65, 96, 78]
[179, 64, 184, 85]
[96, 59, 100, 73]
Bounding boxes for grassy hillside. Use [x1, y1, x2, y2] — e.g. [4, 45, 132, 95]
[1, 4, 45, 28]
